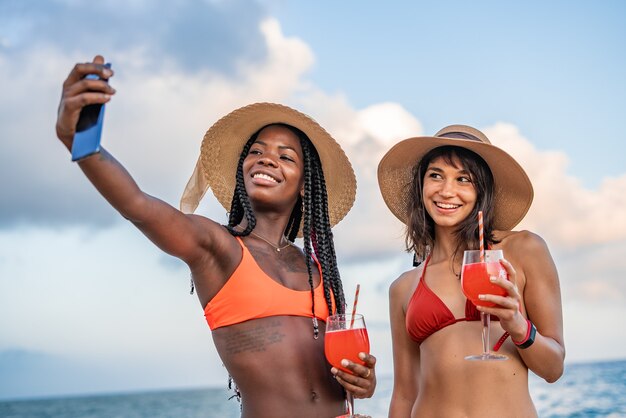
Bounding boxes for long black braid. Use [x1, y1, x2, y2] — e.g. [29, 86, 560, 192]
[226, 137, 256, 237]
[298, 130, 346, 335]
[299, 137, 345, 318]
[226, 123, 345, 321]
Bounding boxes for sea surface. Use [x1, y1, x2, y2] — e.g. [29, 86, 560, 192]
[1, 359, 625, 417]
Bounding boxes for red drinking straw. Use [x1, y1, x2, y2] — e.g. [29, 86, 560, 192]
[349, 284, 360, 328]
[478, 211, 485, 262]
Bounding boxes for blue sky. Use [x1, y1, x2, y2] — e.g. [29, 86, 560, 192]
[1, 0, 625, 401]
[269, 0, 626, 186]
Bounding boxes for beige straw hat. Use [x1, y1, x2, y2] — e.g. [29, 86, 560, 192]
[180, 102, 356, 230]
[377, 124, 533, 231]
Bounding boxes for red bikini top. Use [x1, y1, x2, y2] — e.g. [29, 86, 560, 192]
[405, 256, 483, 344]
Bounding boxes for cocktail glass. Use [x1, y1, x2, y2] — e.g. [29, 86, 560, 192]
[325, 313, 370, 417]
[461, 249, 508, 361]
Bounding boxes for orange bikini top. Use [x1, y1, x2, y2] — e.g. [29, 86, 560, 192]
[204, 237, 334, 330]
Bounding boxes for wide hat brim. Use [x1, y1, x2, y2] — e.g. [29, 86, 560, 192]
[180, 103, 356, 234]
[377, 125, 533, 231]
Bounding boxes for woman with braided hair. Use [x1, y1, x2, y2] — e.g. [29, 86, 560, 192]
[55, 55, 376, 417]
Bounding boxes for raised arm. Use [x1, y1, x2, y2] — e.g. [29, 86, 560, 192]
[55, 55, 225, 265]
[388, 271, 420, 418]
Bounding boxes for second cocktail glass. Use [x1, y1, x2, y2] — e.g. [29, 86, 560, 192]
[325, 313, 370, 417]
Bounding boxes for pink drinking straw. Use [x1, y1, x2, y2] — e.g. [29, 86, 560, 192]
[349, 284, 360, 328]
[478, 211, 485, 262]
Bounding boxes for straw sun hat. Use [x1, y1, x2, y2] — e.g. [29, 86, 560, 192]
[180, 102, 356, 230]
[377, 124, 533, 231]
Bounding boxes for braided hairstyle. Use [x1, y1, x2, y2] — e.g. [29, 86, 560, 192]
[226, 123, 346, 323]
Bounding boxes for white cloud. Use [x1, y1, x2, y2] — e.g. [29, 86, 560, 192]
[242, 18, 316, 98]
[486, 123, 626, 248]
[0, 16, 315, 225]
[356, 102, 424, 146]
[2, 6, 626, 400]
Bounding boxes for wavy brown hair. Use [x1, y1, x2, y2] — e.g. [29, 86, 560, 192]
[406, 145, 499, 262]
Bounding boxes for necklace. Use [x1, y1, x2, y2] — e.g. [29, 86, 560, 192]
[249, 230, 292, 252]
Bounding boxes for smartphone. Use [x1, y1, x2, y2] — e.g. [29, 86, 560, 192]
[71, 63, 112, 162]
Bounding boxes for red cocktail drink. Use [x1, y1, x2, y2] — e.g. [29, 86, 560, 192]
[462, 261, 508, 307]
[325, 328, 370, 373]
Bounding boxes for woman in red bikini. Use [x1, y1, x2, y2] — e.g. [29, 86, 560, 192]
[55, 55, 376, 417]
[378, 125, 564, 417]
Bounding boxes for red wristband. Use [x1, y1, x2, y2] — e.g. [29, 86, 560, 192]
[512, 319, 536, 349]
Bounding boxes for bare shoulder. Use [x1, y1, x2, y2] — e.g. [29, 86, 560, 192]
[496, 229, 550, 256]
[185, 214, 240, 260]
[186, 213, 226, 235]
[495, 230, 557, 283]
[389, 266, 423, 299]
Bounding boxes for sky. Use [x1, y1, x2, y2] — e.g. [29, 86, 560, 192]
[1, 0, 625, 402]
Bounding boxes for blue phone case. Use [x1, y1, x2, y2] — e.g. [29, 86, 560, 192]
[71, 63, 111, 162]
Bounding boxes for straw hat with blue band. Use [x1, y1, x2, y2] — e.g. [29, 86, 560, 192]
[180, 102, 357, 234]
[377, 124, 533, 231]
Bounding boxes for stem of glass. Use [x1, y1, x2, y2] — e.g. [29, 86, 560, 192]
[346, 391, 354, 415]
[481, 311, 491, 356]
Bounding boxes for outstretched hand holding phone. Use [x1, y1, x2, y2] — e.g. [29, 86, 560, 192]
[56, 55, 116, 159]
[71, 62, 112, 161]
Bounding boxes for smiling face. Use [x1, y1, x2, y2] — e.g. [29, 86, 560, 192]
[406, 145, 496, 257]
[242, 124, 305, 212]
[422, 155, 478, 230]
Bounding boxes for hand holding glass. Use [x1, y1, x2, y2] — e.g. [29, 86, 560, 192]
[461, 249, 508, 361]
[325, 313, 370, 417]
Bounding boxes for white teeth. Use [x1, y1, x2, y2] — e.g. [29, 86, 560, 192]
[253, 173, 278, 182]
[436, 202, 460, 209]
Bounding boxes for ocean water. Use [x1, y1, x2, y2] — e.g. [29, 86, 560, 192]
[1, 359, 625, 418]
